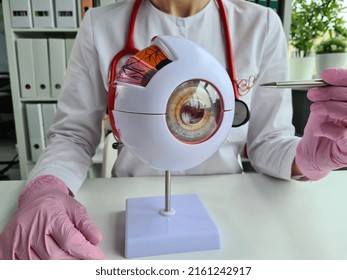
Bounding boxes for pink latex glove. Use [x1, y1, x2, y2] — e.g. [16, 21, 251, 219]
[0, 175, 105, 260]
[295, 68, 347, 180]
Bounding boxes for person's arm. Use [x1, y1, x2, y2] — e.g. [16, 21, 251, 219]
[246, 8, 300, 179]
[0, 9, 107, 260]
[28, 9, 107, 194]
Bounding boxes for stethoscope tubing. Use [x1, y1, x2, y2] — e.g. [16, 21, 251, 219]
[215, 0, 239, 99]
[107, 0, 141, 85]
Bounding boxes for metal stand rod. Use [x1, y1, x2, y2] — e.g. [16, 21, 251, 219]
[165, 170, 171, 212]
[159, 170, 175, 216]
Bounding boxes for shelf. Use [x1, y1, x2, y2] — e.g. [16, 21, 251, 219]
[20, 98, 58, 102]
[12, 28, 79, 33]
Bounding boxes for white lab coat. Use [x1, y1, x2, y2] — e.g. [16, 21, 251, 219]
[29, 0, 301, 194]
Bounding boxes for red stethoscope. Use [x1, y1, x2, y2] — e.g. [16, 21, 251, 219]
[108, 0, 250, 128]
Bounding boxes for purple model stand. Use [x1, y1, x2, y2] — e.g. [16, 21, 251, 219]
[125, 193, 221, 258]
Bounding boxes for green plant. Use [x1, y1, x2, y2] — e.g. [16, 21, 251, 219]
[290, 0, 347, 57]
[290, 0, 322, 57]
[315, 36, 347, 54]
[318, 0, 347, 39]
[314, 0, 347, 54]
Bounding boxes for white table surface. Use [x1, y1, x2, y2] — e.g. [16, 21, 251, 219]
[1, 171, 347, 260]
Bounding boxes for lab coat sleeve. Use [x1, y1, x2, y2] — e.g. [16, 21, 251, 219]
[27, 11, 107, 194]
[246, 9, 301, 179]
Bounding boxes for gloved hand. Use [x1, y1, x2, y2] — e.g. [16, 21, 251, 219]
[0, 175, 105, 260]
[295, 68, 347, 180]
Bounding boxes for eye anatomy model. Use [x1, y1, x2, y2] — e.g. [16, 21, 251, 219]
[109, 35, 235, 171]
[108, 35, 235, 258]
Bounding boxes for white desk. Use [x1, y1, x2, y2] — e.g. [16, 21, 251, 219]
[1, 172, 347, 260]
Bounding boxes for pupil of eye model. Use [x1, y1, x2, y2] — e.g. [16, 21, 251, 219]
[180, 100, 205, 125]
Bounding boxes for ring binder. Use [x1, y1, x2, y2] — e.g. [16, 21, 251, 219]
[9, 0, 33, 28]
[55, 0, 78, 28]
[17, 39, 36, 98]
[31, 0, 55, 28]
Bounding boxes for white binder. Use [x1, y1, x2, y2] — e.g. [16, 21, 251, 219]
[55, 0, 78, 28]
[26, 103, 45, 162]
[49, 38, 66, 98]
[65, 38, 75, 65]
[41, 103, 57, 145]
[31, 0, 55, 28]
[32, 39, 51, 98]
[17, 39, 36, 98]
[9, 0, 33, 28]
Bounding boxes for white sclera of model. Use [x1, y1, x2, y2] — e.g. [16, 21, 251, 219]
[110, 35, 235, 258]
